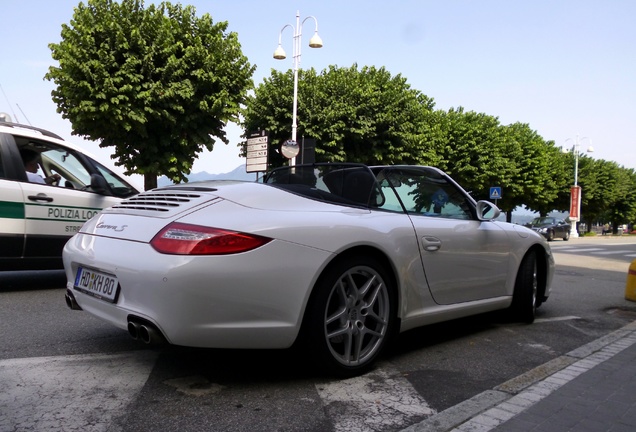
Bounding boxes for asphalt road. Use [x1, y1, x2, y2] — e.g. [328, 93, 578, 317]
[1, 236, 635, 431]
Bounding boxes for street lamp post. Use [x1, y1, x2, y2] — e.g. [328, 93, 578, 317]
[564, 135, 594, 238]
[273, 11, 323, 165]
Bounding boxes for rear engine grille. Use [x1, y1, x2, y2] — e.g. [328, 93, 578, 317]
[112, 191, 203, 212]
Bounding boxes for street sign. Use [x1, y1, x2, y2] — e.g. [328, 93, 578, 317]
[247, 146, 267, 158]
[489, 187, 502, 200]
[246, 130, 268, 173]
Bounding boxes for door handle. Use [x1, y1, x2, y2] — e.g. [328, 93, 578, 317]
[422, 236, 442, 252]
[27, 194, 53, 202]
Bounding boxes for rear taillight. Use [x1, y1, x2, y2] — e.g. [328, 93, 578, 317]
[150, 222, 272, 255]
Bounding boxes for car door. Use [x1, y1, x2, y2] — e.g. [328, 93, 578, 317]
[5, 133, 137, 268]
[1, 126, 140, 269]
[19, 144, 128, 259]
[0, 132, 29, 262]
[555, 219, 568, 237]
[0, 173, 26, 261]
[378, 167, 512, 305]
[20, 179, 119, 260]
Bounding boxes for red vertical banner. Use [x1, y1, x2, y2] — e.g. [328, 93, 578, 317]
[569, 186, 581, 220]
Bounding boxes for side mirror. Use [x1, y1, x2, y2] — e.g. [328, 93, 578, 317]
[476, 200, 501, 221]
[89, 173, 110, 195]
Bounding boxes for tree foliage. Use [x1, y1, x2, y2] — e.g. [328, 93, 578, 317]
[504, 124, 567, 218]
[425, 111, 564, 221]
[242, 65, 438, 169]
[576, 158, 636, 232]
[433, 109, 512, 201]
[45, 0, 254, 189]
[607, 168, 636, 232]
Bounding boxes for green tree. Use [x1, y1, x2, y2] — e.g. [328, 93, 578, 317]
[242, 65, 438, 169]
[546, 151, 576, 215]
[433, 109, 518, 215]
[582, 161, 636, 233]
[611, 168, 636, 232]
[607, 167, 636, 233]
[504, 124, 567, 218]
[243, 63, 631, 228]
[45, 0, 254, 189]
[578, 158, 617, 231]
[424, 112, 569, 222]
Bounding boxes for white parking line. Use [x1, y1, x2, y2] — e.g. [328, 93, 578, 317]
[0, 351, 157, 432]
[561, 248, 604, 253]
[535, 316, 581, 323]
[593, 250, 634, 255]
[316, 365, 435, 432]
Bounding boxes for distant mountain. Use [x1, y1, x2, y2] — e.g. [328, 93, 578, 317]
[158, 164, 257, 187]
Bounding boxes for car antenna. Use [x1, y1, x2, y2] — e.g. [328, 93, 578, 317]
[0, 82, 20, 123]
[16, 103, 31, 125]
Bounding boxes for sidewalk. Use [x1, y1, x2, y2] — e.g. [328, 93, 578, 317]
[403, 320, 636, 432]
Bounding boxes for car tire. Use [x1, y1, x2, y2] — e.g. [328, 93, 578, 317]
[305, 255, 396, 377]
[563, 231, 570, 241]
[547, 230, 554, 241]
[510, 252, 537, 324]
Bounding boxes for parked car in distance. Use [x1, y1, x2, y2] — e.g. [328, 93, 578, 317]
[526, 216, 571, 241]
[63, 163, 554, 377]
[0, 121, 140, 270]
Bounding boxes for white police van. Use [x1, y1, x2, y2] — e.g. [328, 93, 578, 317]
[0, 121, 140, 270]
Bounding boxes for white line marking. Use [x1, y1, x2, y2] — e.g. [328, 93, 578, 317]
[0, 351, 157, 432]
[593, 250, 633, 255]
[559, 248, 604, 253]
[316, 365, 435, 432]
[535, 316, 581, 323]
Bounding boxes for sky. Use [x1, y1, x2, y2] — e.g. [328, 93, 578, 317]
[1, 0, 634, 185]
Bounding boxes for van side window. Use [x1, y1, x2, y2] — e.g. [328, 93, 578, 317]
[20, 142, 92, 190]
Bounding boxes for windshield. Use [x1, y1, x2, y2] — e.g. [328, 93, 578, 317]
[263, 163, 384, 208]
[530, 217, 556, 226]
[91, 159, 138, 198]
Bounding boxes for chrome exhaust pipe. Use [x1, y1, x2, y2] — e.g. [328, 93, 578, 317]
[127, 319, 165, 345]
[138, 324, 164, 345]
[127, 321, 141, 340]
[65, 290, 82, 310]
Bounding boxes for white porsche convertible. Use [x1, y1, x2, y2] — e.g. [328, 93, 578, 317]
[63, 163, 554, 376]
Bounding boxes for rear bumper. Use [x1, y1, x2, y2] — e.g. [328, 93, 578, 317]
[63, 233, 332, 349]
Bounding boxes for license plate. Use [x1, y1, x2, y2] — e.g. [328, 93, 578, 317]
[74, 266, 119, 303]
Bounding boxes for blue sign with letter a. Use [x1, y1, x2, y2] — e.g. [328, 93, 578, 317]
[489, 187, 502, 200]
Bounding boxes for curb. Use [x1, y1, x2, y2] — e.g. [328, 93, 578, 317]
[401, 320, 636, 432]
